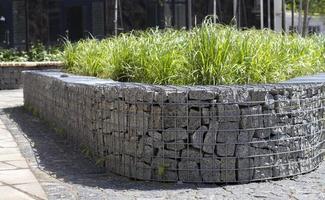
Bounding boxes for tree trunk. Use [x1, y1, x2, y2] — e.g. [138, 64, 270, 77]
[291, 0, 295, 32]
[298, 0, 303, 34]
[282, 0, 286, 32]
[302, 0, 309, 37]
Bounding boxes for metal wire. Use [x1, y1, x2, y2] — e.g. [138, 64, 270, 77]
[23, 71, 325, 184]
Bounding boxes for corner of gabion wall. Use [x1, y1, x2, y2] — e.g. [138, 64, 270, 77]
[0, 63, 61, 90]
[23, 70, 325, 183]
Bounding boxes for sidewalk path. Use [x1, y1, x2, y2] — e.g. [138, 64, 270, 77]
[0, 89, 47, 199]
[0, 89, 324, 200]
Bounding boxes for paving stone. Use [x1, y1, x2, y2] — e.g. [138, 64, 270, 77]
[0, 185, 35, 200]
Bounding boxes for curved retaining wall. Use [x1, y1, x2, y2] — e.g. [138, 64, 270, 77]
[0, 62, 62, 90]
[23, 71, 325, 183]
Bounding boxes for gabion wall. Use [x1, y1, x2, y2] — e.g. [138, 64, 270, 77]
[0, 62, 62, 90]
[0, 67, 23, 90]
[23, 71, 325, 183]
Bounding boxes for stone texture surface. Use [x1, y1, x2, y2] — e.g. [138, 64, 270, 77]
[1, 89, 325, 200]
[0, 104, 47, 199]
[0, 64, 60, 90]
[22, 71, 325, 184]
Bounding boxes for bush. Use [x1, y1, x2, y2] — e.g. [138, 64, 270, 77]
[63, 23, 325, 85]
[0, 43, 62, 62]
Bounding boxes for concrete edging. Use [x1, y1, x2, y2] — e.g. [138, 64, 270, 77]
[23, 70, 325, 183]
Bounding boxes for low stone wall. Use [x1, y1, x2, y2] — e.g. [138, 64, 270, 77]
[23, 71, 325, 183]
[0, 62, 62, 90]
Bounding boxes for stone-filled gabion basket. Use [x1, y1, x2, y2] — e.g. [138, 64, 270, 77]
[0, 62, 62, 90]
[23, 71, 325, 183]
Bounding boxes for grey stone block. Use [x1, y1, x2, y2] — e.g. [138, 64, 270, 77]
[137, 144, 154, 163]
[264, 93, 275, 109]
[132, 161, 152, 180]
[251, 138, 268, 148]
[253, 150, 274, 179]
[191, 126, 208, 149]
[167, 90, 187, 103]
[275, 95, 291, 113]
[237, 158, 254, 182]
[189, 109, 202, 131]
[200, 157, 221, 182]
[181, 148, 201, 162]
[220, 158, 236, 183]
[152, 158, 178, 181]
[217, 104, 240, 122]
[254, 129, 271, 139]
[241, 105, 263, 129]
[216, 122, 238, 157]
[238, 131, 254, 143]
[202, 121, 218, 154]
[178, 161, 202, 182]
[217, 122, 239, 143]
[189, 90, 215, 100]
[157, 148, 180, 159]
[149, 106, 162, 130]
[166, 140, 186, 151]
[236, 145, 256, 158]
[162, 104, 187, 128]
[201, 108, 210, 125]
[162, 128, 187, 142]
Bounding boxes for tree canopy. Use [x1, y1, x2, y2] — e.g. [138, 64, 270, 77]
[309, 0, 325, 15]
[287, 0, 325, 15]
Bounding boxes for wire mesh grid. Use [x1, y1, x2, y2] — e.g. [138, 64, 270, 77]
[0, 67, 21, 89]
[23, 71, 325, 184]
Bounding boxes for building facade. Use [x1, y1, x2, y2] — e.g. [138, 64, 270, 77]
[0, 0, 284, 48]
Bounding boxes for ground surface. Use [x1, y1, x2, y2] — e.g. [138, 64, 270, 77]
[0, 89, 324, 200]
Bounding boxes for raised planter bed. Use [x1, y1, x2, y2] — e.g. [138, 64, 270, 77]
[23, 70, 325, 183]
[0, 62, 63, 90]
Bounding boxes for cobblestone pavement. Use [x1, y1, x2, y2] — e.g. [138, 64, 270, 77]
[0, 89, 324, 200]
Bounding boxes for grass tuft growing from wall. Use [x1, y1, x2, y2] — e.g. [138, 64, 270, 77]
[63, 23, 325, 85]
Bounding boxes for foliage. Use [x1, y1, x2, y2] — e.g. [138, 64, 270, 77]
[287, 0, 325, 15]
[309, 0, 325, 15]
[63, 23, 325, 85]
[0, 43, 62, 62]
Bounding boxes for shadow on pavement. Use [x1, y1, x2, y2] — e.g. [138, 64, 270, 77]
[2, 106, 214, 191]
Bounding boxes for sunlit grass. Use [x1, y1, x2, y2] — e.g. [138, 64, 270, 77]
[63, 23, 325, 85]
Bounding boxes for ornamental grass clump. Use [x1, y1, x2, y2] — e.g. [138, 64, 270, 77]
[63, 23, 325, 85]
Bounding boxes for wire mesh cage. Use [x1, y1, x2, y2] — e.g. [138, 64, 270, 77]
[23, 71, 325, 184]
